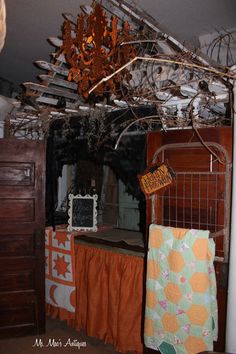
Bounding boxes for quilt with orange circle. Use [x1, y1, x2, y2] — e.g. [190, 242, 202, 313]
[45, 226, 76, 317]
[144, 224, 218, 354]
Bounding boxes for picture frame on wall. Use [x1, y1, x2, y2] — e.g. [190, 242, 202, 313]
[67, 194, 98, 232]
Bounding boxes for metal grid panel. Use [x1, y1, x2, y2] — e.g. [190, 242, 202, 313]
[151, 142, 231, 262]
[162, 172, 224, 231]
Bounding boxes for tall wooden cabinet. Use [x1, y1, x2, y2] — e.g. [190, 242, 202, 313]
[0, 139, 46, 338]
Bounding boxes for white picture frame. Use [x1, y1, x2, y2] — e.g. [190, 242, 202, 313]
[67, 193, 98, 232]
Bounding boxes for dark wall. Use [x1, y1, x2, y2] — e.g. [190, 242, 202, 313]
[45, 105, 160, 227]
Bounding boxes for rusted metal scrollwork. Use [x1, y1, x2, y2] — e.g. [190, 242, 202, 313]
[59, 2, 136, 100]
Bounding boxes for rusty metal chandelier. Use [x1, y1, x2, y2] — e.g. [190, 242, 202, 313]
[59, 2, 136, 101]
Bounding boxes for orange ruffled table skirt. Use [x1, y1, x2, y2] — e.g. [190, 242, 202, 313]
[46, 240, 144, 353]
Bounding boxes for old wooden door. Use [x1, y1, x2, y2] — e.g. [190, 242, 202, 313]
[0, 138, 45, 338]
[146, 127, 232, 352]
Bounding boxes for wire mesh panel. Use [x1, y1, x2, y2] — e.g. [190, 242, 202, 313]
[151, 142, 231, 262]
[163, 172, 224, 231]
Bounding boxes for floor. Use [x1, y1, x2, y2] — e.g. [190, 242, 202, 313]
[0, 316, 121, 354]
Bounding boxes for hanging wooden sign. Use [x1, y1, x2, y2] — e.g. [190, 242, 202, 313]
[138, 163, 175, 196]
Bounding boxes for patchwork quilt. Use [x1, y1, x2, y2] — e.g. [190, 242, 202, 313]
[45, 226, 76, 316]
[144, 224, 218, 354]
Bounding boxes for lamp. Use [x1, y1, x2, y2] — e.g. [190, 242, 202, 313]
[0, 0, 6, 52]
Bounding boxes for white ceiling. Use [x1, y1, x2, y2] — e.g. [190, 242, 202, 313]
[0, 0, 236, 89]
